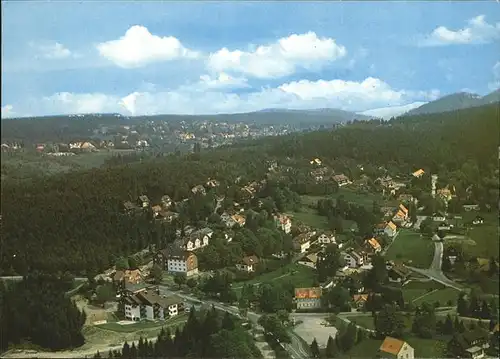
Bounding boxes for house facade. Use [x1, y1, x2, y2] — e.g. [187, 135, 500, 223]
[293, 232, 315, 253]
[379, 337, 415, 359]
[274, 214, 292, 234]
[298, 253, 318, 269]
[332, 174, 352, 187]
[317, 232, 336, 245]
[365, 237, 382, 253]
[138, 195, 150, 208]
[158, 246, 198, 277]
[236, 255, 259, 272]
[181, 228, 213, 251]
[385, 221, 398, 237]
[123, 289, 185, 321]
[294, 287, 322, 310]
[344, 251, 364, 268]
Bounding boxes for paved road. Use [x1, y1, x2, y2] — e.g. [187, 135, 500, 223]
[413, 216, 428, 230]
[158, 286, 310, 359]
[0, 276, 89, 281]
[407, 241, 463, 291]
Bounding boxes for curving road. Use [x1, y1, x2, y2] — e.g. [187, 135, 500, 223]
[407, 241, 463, 291]
[158, 286, 310, 359]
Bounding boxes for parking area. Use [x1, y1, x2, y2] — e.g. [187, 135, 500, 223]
[291, 314, 337, 348]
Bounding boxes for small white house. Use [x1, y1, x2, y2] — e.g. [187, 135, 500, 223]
[317, 232, 336, 245]
[344, 251, 364, 268]
[432, 212, 447, 222]
[236, 255, 259, 272]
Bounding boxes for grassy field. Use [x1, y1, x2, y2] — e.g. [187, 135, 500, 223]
[96, 313, 188, 333]
[461, 212, 499, 259]
[385, 230, 434, 268]
[412, 287, 460, 307]
[301, 188, 396, 209]
[286, 206, 330, 230]
[233, 263, 316, 297]
[1, 149, 136, 181]
[402, 280, 446, 303]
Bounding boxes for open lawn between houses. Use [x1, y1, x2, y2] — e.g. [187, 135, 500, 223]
[401, 280, 446, 303]
[384, 229, 434, 269]
[458, 212, 499, 259]
[232, 263, 317, 297]
[96, 313, 188, 333]
[412, 287, 460, 307]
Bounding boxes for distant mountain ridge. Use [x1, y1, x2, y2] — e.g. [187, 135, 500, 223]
[404, 89, 500, 116]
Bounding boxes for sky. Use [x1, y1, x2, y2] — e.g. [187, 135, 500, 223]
[1, 1, 499, 119]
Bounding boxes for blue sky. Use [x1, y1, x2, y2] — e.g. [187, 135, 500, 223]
[1, 1, 499, 118]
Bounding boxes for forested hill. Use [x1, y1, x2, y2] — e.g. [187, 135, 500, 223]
[0, 109, 372, 144]
[1, 103, 498, 276]
[263, 102, 499, 171]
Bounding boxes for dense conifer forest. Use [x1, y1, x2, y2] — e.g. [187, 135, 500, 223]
[1, 104, 498, 277]
[93, 306, 262, 359]
[0, 273, 86, 351]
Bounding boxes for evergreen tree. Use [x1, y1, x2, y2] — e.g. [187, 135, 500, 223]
[340, 323, 358, 351]
[469, 290, 481, 318]
[310, 338, 320, 358]
[325, 335, 338, 358]
[443, 314, 454, 335]
[480, 300, 491, 319]
[457, 292, 469, 317]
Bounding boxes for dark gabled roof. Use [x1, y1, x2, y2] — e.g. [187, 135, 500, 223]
[462, 327, 489, 344]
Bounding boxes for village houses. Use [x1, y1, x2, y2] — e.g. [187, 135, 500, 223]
[293, 231, 316, 253]
[294, 287, 322, 310]
[274, 214, 292, 234]
[365, 237, 382, 254]
[123, 287, 185, 322]
[155, 246, 199, 277]
[344, 251, 364, 268]
[392, 204, 409, 223]
[412, 168, 425, 178]
[316, 231, 336, 245]
[221, 212, 246, 228]
[332, 174, 352, 187]
[236, 255, 259, 272]
[298, 253, 319, 269]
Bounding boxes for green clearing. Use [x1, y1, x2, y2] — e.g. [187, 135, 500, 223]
[461, 212, 499, 259]
[232, 263, 316, 297]
[348, 315, 376, 330]
[402, 280, 446, 303]
[96, 313, 188, 333]
[1, 149, 136, 181]
[300, 187, 396, 210]
[286, 206, 329, 230]
[385, 230, 434, 269]
[413, 287, 460, 307]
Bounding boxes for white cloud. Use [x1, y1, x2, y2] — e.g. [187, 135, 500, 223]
[15, 77, 439, 118]
[197, 73, 249, 89]
[277, 77, 439, 108]
[96, 25, 199, 68]
[1, 105, 15, 118]
[207, 32, 347, 78]
[488, 61, 500, 91]
[38, 92, 121, 114]
[419, 15, 500, 46]
[32, 42, 76, 59]
[359, 102, 427, 120]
